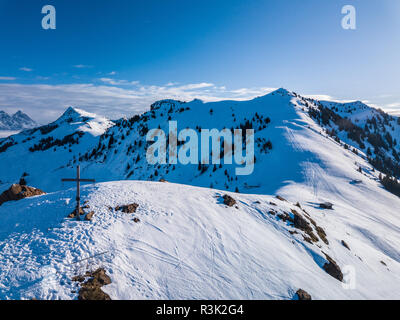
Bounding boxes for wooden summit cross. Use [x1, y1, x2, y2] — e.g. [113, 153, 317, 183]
[61, 165, 95, 221]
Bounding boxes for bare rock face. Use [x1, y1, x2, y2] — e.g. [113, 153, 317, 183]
[341, 240, 350, 250]
[115, 203, 139, 214]
[296, 289, 312, 300]
[85, 211, 95, 221]
[222, 195, 236, 207]
[0, 184, 45, 206]
[316, 226, 329, 245]
[78, 285, 110, 301]
[320, 202, 333, 210]
[323, 253, 343, 282]
[87, 268, 112, 286]
[293, 211, 311, 232]
[73, 268, 112, 301]
[292, 210, 318, 243]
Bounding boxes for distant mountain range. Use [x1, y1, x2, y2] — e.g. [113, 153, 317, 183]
[1, 89, 400, 195]
[0, 110, 37, 130]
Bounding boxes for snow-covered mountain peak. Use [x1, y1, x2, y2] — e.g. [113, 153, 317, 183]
[50, 107, 113, 136]
[189, 98, 204, 104]
[0, 110, 37, 130]
[150, 99, 186, 112]
[56, 107, 96, 123]
[14, 110, 28, 117]
[272, 87, 292, 95]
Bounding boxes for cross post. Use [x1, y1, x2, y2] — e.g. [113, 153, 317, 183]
[61, 165, 95, 220]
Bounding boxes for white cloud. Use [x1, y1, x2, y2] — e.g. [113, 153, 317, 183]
[98, 78, 141, 86]
[99, 78, 123, 85]
[19, 67, 33, 72]
[381, 102, 400, 116]
[177, 83, 214, 90]
[73, 64, 92, 69]
[0, 82, 277, 123]
[385, 102, 400, 108]
[98, 78, 136, 86]
[0, 77, 16, 81]
[303, 94, 355, 103]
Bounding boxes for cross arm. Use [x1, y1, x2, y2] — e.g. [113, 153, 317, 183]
[61, 178, 96, 182]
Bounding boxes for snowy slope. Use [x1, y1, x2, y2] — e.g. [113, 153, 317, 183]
[0, 180, 399, 300]
[0, 130, 20, 139]
[1, 89, 400, 300]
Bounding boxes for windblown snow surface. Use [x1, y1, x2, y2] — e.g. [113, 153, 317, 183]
[0, 89, 400, 300]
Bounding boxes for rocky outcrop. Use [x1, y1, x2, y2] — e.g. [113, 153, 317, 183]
[320, 202, 333, 210]
[222, 195, 236, 207]
[323, 253, 343, 282]
[341, 240, 350, 250]
[85, 211, 95, 221]
[296, 289, 312, 300]
[67, 207, 84, 218]
[0, 184, 45, 206]
[73, 268, 112, 301]
[275, 195, 287, 202]
[292, 210, 319, 243]
[116, 203, 139, 213]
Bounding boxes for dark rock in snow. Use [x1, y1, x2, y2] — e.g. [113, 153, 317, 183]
[72, 275, 85, 283]
[87, 268, 112, 286]
[278, 212, 294, 223]
[116, 203, 139, 213]
[67, 207, 84, 218]
[320, 202, 333, 210]
[276, 195, 287, 202]
[293, 211, 311, 231]
[323, 253, 343, 282]
[316, 226, 329, 245]
[341, 240, 350, 250]
[296, 289, 312, 300]
[0, 184, 45, 206]
[222, 194, 236, 207]
[78, 285, 111, 301]
[291, 211, 319, 243]
[85, 211, 95, 221]
[76, 268, 112, 301]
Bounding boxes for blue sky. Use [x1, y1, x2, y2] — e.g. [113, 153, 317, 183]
[0, 0, 399, 122]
